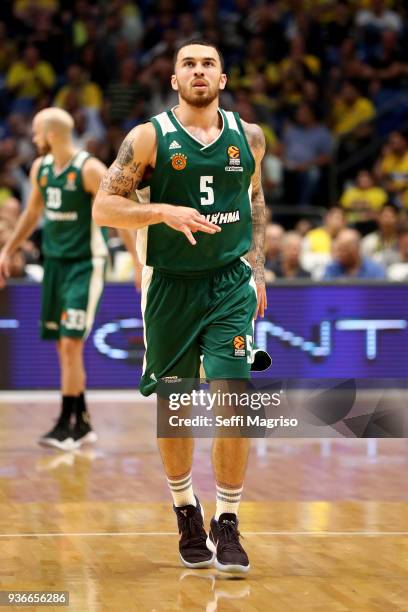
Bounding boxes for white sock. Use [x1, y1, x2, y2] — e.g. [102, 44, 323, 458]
[215, 484, 243, 519]
[167, 472, 196, 507]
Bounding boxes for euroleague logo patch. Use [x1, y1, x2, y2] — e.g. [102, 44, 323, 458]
[64, 170, 77, 191]
[226, 145, 243, 172]
[233, 335, 246, 357]
[227, 145, 240, 159]
[171, 153, 187, 170]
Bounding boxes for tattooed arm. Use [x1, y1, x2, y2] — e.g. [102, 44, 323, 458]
[242, 121, 267, 319]
[93, 122, 220, 245]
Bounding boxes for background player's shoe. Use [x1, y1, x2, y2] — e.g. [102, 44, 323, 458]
[38, 419, 77, 451]
[207, 513, 250, 573]
[71, 414, 98, 447]
[174, 496, 215, 568]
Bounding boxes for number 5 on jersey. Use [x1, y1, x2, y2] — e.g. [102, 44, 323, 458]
[200, 176, 214, 206]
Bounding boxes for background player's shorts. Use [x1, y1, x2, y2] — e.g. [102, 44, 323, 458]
[41, 257, 106, 341]
[140, 258, 258, 396]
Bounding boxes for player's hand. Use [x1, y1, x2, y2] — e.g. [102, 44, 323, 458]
[161, 205, 221, 245]
[254, 281, 267, 320]
[0, 249, 11, 288]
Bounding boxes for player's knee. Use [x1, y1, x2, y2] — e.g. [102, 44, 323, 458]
[59, 337, 83, 362]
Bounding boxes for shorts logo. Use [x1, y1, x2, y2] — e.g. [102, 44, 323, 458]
[171, 153, 187, 171]
[225, 145, 243, 172]
[61, 309, 86, 331]
[233, 335, 246, 357]
[64, 171, 77, 191]
[45, 321, 58, 330]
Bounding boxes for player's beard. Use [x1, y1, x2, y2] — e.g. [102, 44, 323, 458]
[177, 81, 219, 108]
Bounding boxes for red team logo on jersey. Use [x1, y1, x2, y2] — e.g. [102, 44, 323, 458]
[171, 153, 187, 170]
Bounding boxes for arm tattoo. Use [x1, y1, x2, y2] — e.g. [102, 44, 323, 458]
[244, 122, 267, 284]
[250, 183, 267, 284]
[117, 138, 134, 167]
[100, 134, 144, 197]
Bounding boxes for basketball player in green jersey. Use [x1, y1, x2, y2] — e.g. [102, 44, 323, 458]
[0, 108, 140, 451]
[93, 41, 267, 573]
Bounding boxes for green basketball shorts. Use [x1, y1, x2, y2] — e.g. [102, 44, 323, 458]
[41, 257, 106, 341]
[139, 258, 258, 396]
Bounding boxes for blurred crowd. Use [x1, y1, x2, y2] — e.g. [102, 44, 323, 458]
[0, 0, 407, 282]
[264, 204, 408, 281]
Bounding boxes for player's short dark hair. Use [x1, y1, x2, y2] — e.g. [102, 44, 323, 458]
[173, 39, 225, 71]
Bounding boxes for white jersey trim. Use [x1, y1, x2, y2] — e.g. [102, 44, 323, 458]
[170, 106, 225, 151]
[247, 183, 253, 212]
[224, 111, 240, 134]
[84, 257, 105, 339]
[73, 150, 90, 169]
[153, 112, 178, 136]
[140, 265, 154, 375]
[91, 221, 109, 258]
[135, 186, 150, 265]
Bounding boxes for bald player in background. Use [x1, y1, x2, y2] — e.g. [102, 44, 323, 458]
[0, 108, 141, 450]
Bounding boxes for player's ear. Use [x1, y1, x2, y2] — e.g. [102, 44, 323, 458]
[219, 73, 227, 91]
[171, 74, 178, 91]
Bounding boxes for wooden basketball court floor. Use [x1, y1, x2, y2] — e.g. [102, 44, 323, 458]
[1, 391, 408, 612]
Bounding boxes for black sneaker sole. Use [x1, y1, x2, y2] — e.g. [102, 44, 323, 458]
[179, 551, 215, 569]
[206, 536, 250, 574]
[38, 436, 79, 451]
[73, 431, 98, 447]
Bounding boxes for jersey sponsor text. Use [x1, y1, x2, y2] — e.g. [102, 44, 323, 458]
[45, 210, 79, 221]
[203, 210, 240, 224]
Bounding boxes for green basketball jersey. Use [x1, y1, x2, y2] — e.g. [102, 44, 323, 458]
[37, 150, 108, 260]
[137, 108, 255, 274]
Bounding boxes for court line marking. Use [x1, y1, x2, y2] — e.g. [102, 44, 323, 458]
[1, 531, 408, 538]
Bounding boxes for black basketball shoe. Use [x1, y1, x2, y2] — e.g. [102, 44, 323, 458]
[71, 411, 98, 447]
[38, 417, 76, 451]
[207, 513, 250, 573]
[174, 497, 214, 568]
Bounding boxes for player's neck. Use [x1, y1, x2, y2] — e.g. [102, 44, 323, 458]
[175, 99, 221, 131]
[51, 144, 78, 172]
